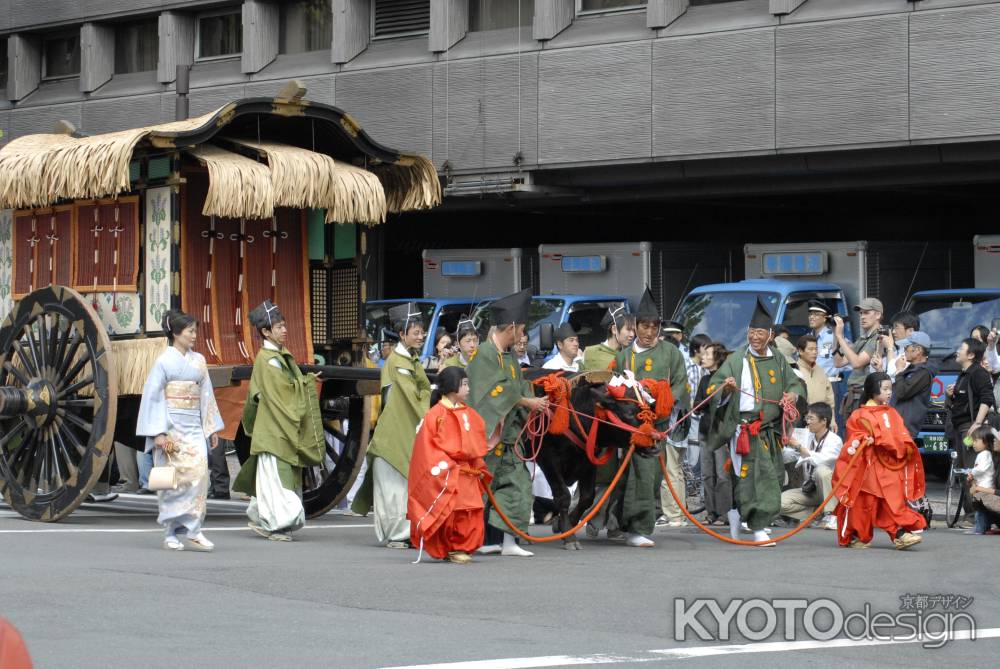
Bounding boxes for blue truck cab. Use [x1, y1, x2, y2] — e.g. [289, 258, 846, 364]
[904, 289, 1000, 457]
[674, 279, 852, 351]
[364, 298, 490, 363]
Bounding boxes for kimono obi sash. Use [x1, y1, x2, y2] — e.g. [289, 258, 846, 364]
[165, 381, 200, 410]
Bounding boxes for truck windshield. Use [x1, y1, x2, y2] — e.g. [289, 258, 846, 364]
[908, 295, 1000, 359]
[678, 291, 781, 350]
[364, 301, 436, 341]
[568, 300, 627, 349]
[470, 298, 564, 348]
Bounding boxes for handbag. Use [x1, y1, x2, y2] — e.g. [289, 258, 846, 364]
[147, 441, 178, 491]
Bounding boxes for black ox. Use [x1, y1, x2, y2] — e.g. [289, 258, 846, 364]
[525, 372, 651, 550]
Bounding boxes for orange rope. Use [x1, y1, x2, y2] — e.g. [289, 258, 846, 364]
[658, 439, 874, 546]
[478, 445, 637, 543]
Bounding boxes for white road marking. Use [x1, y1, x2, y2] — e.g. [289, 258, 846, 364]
[0, 523, 374, 533]
[380, 627, 1000, 669]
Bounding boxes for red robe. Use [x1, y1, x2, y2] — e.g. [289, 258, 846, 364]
[834, 403, 927, 546]
[408, 399, 492, 559]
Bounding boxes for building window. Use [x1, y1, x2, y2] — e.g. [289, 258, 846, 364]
[469, 0, 533, 31]
[196, 9, 242, 60]
[115, 19, 159, 74]
[43, 32, 81, 79]
[577, 0, 647, 13]
[372, 0, 430, 38]
[279, 0, 332, 54]
[0, 38, 7, 90]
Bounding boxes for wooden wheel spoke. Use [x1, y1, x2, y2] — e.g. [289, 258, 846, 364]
[46, 313, 62, 373]
[11, 339, 38, 378]
[59, 350, 93, 393]
[36, 317, 49, 372]
[53, 427, 81, 476]
[57, 421, 88, 457]
[58, 408, 94, 434]
[55, 330, 83, 381]
[2, 361, 31, 388]
[20, 324, 43, 376]
[45, 432, 66, 491]
[59, 398, 95, 408]
[325, 443, 341, 466]
[59, 376, 95, 398]
[0, 420, 29, 460]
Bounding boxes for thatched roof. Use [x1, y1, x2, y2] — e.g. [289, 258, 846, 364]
[0, 93, 441, 224]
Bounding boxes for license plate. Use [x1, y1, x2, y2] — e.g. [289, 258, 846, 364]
[921, 435, 950, 452]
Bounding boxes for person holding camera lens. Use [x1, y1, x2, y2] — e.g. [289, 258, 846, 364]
[832, 297, 884, 419]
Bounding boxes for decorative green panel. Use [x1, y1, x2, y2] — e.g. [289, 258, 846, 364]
[333, 222, 357, 261]
[147, 157, 172, 181]
[307, 209, 326, 261]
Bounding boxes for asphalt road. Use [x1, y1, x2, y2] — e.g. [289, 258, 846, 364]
[1, 493, 997, 669]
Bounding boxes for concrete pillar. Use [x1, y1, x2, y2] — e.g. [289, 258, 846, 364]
[430, 0, 468, 52]
[158, 11, 195, 84]
[332, 0, 370, 64]
[80, 22, 115, 93]
[533, 0, 574, 41]
[9, 34, 41, 101]
[242, 0, 280, 73]
[647, 0, 688, 30]
[770, 0, 808, 15]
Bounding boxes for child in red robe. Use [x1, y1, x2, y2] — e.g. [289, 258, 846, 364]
[834, 371, 927, 549]
[408, 366, 492, 564]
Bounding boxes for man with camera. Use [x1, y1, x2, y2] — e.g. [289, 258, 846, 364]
[779, 403, 843, 530]
[871, 311, 920, 381]
[807, 302, 850, 427]
[833, 297, 885, 418]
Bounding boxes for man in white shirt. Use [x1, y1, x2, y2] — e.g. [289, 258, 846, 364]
[780, 402, 843, 530]
[542, 322, 581, 372]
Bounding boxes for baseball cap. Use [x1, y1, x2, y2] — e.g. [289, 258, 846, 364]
[853, 297, 884, 313]
[901, 331, 931, 350]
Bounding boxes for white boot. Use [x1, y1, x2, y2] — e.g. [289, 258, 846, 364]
[501, 533, 534, 557]
[727, 509, 741, 540]
[753, 530, 776, 547]
[626, 533, 655, 548]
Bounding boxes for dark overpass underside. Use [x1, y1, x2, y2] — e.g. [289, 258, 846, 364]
[380, 140, 999, 298]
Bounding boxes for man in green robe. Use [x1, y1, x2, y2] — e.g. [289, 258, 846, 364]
[352, 302, 430, 548]
[234, 300, 325, 541]
[706, 297, 804, 546]
[467, 289, 548, 557]
[612, 288, 689, 547]
[581, 305, 635, 539]
[441, 318, 478, 369]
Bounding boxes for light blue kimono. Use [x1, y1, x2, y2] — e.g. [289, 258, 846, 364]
[136, 346, 224, 538]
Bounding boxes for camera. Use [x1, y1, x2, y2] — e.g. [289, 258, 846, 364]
[877, 325, 892, 337]
[825, 313, 848, 327]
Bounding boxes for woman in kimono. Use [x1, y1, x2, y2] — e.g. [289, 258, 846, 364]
[408, 366, 491, 563]
[137, 310, 224, 552]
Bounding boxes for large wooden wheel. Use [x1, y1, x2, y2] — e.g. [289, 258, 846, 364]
[302, 395, 370, 518]
[0, 286, 117, 521]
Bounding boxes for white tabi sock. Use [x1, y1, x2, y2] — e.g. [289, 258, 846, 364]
[501, 532, 534, 557]
[753, 530, 775, 547]
[727, 509, 741, 540]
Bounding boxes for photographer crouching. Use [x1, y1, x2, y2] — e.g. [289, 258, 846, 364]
[832, 297, 885, 418]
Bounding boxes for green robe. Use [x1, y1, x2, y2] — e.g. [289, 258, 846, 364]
[467, 337, 533, 533]
[233, 345, 325, 496]
[351, 346, 430, 515]
[441, 352, 471, 369]
[706, 345, 804, 531]
[611, 341, 690, 536]
[581, 342, 617, 373]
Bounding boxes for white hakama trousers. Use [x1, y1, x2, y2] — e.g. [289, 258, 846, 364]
[372, 457, 410, 543]
[247, 453, 305, 534]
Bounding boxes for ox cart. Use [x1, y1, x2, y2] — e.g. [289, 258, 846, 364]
[0, 85, 440, 521]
